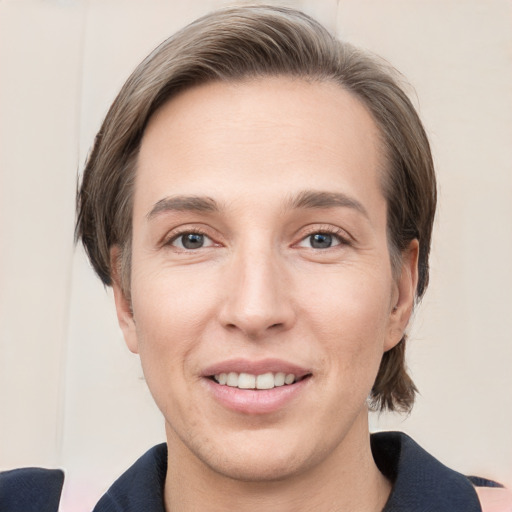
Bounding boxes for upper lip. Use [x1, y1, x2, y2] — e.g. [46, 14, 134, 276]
[202, 358, 311, 378]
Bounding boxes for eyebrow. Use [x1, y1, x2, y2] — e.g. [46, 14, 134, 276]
[287, 190, 368, 218]
[147, 190, 368, 219]
[147, 195, 219, 219]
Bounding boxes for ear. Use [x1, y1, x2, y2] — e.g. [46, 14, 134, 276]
[384, 239, 420, 351]
[110, 246, 139, 354]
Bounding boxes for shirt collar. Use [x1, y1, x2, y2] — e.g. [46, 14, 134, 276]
[372, 431, 481, 512]
[94, 432, 482, 512]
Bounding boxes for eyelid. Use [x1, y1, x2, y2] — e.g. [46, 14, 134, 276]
[294, 224, 353, 248]
[162, 224, 219, 249]
[160, 223, 352, 250]
[172, 233, 215, 250]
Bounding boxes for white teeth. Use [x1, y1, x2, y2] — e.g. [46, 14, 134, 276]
[227, 372, 238, 386]
[238, 373, 256, 389]
[256, 372, 275, 389]
[274, 372, 285, 386]
[216, 373, 227, 385]
[213, 371, 299, 389]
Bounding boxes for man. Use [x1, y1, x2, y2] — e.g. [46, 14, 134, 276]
[1, 5, 509, 511]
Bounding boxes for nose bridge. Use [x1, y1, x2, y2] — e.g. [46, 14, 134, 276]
[220, 236, 293, 337]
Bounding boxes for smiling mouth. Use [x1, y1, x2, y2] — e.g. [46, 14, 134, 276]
[210, 372, 310, 390]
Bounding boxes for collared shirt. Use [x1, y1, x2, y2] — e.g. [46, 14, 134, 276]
[92, 432, 499, 511]
[0, 432, 502, 511]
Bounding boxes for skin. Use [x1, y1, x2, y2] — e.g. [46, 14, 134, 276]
[476, 487, 512, 512]
[112, 77, 419, 511]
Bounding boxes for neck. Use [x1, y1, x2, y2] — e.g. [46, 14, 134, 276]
[163, 411, 391, 512]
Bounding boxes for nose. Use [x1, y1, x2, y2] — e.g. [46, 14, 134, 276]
[218, 244, 296, 340]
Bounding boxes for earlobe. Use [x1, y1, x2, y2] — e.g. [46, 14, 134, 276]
[110, 246, 139, 354]
[385, 239, 420, 351]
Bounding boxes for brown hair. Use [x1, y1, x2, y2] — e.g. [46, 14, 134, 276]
[76, 5, 436, 412]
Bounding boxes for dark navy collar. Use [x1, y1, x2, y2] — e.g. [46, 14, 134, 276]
[372, 431, 482, 511]
[93, 442, 168, 512]
[0, 467, 64, 512]
[93, 431, 483, 512]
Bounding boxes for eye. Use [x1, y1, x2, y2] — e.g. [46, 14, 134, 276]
[298, 232, 343, 249]
[170, 232, 215, 250]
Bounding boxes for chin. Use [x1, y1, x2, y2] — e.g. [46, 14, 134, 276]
[204, 449, 310, 483]
[188, 428, 325, 483]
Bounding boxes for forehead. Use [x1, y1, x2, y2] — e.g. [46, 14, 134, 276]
[135, 77, 385, 216]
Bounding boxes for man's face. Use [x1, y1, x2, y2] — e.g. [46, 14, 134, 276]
[113, 77, 416, 481]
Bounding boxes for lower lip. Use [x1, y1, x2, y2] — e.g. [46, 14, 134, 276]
[204, 377, 310, 415]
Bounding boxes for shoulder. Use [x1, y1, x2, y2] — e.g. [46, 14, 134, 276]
[372, 431, 506, 512]
[93, 443, 167, 512]
[476, 486, 512, 512]
[0, 467, 64, 512]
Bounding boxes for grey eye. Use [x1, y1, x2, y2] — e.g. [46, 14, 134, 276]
[297, 232, 342, 249]
[182, 233, 204, 249]
[309, 233, 333, 249]
[172, 232, 214, 250]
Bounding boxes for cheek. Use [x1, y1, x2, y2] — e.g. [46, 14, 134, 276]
[129, 278, 210, 424]
[301, 263, 393, 333]
[129, 266, 218, 384]
[132, 261, 217, 333]
[300, 266, 393, 376]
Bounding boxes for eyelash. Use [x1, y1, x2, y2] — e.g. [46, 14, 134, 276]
[163, 225, 351, 251]
[164, 227, 215, 250]
[296, 225, 351, 249]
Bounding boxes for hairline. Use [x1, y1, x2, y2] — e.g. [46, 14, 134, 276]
[116, 74, 404, 299]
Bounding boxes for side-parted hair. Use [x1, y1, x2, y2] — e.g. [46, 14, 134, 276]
[76, 5, 436, 412]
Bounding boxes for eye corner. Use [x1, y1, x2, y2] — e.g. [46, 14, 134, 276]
[294, 225, 352, 250]
[161, 225, 222, 252]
